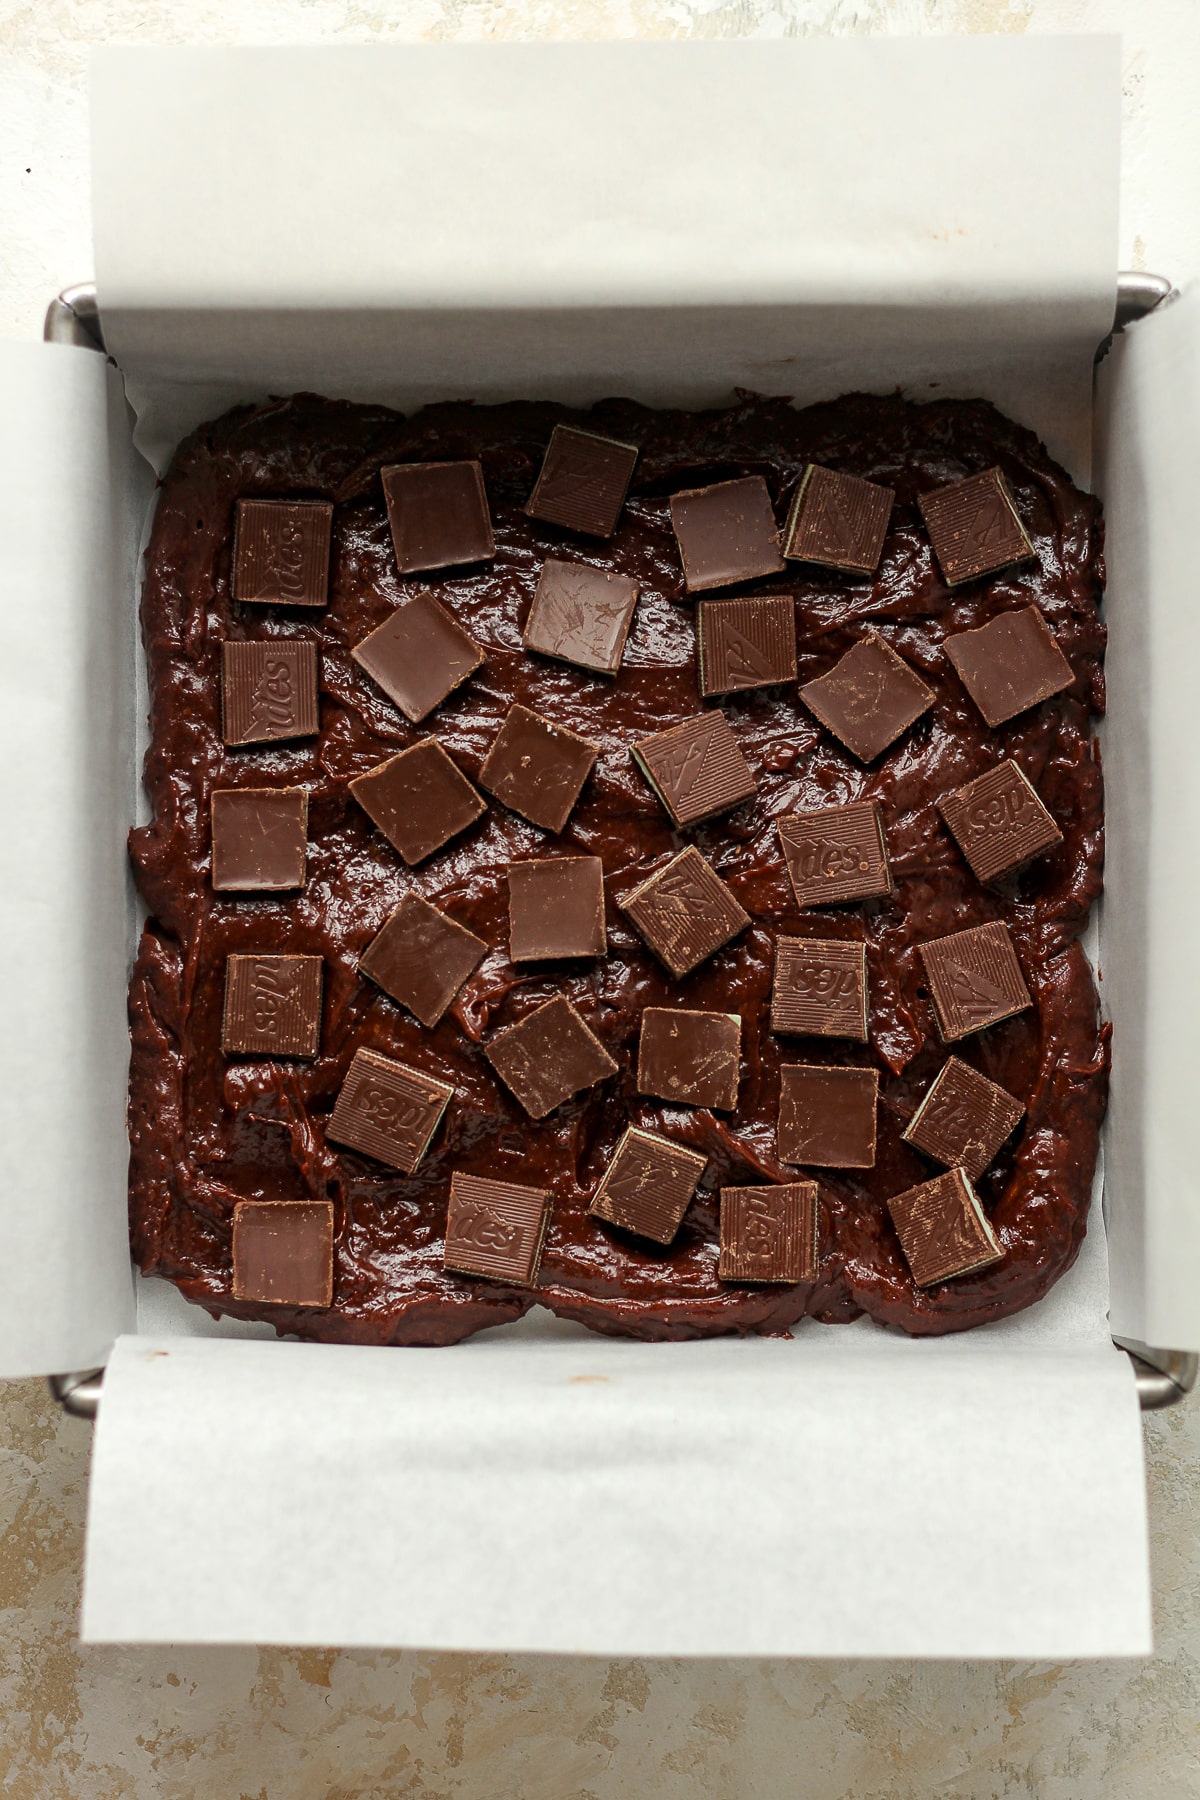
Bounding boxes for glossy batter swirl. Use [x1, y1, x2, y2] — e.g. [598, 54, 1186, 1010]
[128, 393, 1108, 1343]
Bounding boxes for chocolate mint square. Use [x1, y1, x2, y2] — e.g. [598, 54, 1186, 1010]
[210, 787, 308, 893]
[618, 845, 750, 979]
[326, 1046, 453, 1172]
[222, 954, 323, 1058]
[776, 800, 892, 909]
[637, 1006, 741, 1112]
[359, 893, 488, 1028]
[782, 465, 893, 575]
[799, 633, 933, 763]
[918, 920, 1032, 1042]
[669, 476, 785, 593]
[919, 466, 1035, 587]
[698, 595, 797, 695]
[633, 710, 756, 828]
[222, 639, 319, 746]
[350, 739, 486, 865]
[588, 1126, 707, 1245]
[943, 606, 1074, 727]
[771, 936, 868, 1041]
[522, 558, 639, 675]
[938, 760, 1062, 885]
[903, 1056, 1025, 1180]
[526, 425, 638, 538]
[352, 592, 484, 723]
[485, 995, 617, 1120]
[443, 1172, 552, 1287]
[718, 1183, 818, 1283]
[887, 1168, 1003, 1287]
[777, 1062, 878, 1168]
[479, 703, 598, 833]
[232, 1199, 334, 1307]
[233, 499, 333, 607]
[508, 857, 607, 962]
[381, 460, 494, 573]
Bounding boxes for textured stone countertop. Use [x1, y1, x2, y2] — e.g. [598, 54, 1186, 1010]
[3, 1, 1200, 1794]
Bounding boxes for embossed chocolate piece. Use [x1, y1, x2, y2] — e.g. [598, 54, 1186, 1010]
[222, 954, 323, 1058]
[522, 558, 640, 675]
[210, 787, 308, 892]
[588, 1126, 708, 1244]
[782, 465, 894, 575]
[919, 466, 1034, 587]
[777, 1063, 878, 1167]
[669, 476, 785, 593]
[351, 592, 484, 723]
[359, 893, 487, 1028]
[443, 1172, 552, 1286]
[479, 702, 599, 833]
[632, 710, 756, 828]
[698, 595, 797, 696]
[944, 606, 1074, 727]
[637, 1007, 741, 1112]
[350, 739, 486, 865]
[232, 1199, 335, 1307]
[919, 920, 1032, 1042]
[618, 845, 750, 979]
[776, 800, 892, 909]
[233, 500, 333, 607]
[718, 1183, 818, 1283]
[771, 937, 868, 1040]
[526, 425, 639, 538]
[799, 633, 934, 763]
[508, 857, 607, 962]
[938, 760, 1062, 885]
[903, 1056, 1025, 1180]
[485, 995, 618, 1120]
[326, 1047, 453, 1172]
[887, 1168, 1003, 1286]
[221, 640, 319, 746]
[381, 460, 494, 573]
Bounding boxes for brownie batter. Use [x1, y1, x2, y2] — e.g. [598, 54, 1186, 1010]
[128, 393, 1108, 1344]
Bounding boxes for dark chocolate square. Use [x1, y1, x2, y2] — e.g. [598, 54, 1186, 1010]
[903, 1056, 1025, 1180]
[669, 476, 785, 593]
[351, 592, 484, 724]
[443, 1172, 552, 1287]
[919, 467, 1035, 587]
[522, 558, 639, 675]
[233, 500, 333, 607]
[777, 1063, 878, 1167]
[526, 426, 639, 538]
[507, 857, 607, 962]
[485, 995, 617, 1120]
[479, 703, 598, 833]
[637, 1006, 741, 1112]
[718, 1184, 818, 1283]
[697, 595, 797, 695]
[632, 710, 756, 828]
[232, 1199, 334, 1307]
[326, 1046, 453, 1172]
[210, 787, 308, 892]
[799, 633, 934, 763]
[918, 921, 1032, 1042]
[588, 1126, 708, 1245]
[776, 800, 892, 909]
[943, 606, 1074, 727]
[887, 1168, 1003, 1287]
[381, 460, 495, 573]
[938, 760, 1062, 885]
[221, 640, 320, 746]
[771, 936, 868, 1041]
[782, 465, 894, 574]
[618, 845, 750, 979]
[222, 954, 323, 1058]
[350, 740, 486, 866]
[358, 893, 488, 1028]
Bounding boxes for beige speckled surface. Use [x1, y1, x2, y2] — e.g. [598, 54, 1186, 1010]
[4, 1, 1200, 1793]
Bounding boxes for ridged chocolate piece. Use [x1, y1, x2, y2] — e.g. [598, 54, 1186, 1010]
[637, 1006, 741, 1112]
[222, 954, 323, 1058]
[903, 1056, 1025, 1179]
[771, 936, 868, 1041]
[210, 787, 307, 892]
[776, 800, 892, 909]
[508, 857, 607, 962]
[589, 1126, 707, 1245]
[443, 1172, 552, 1287]
[480, 702, 598, 833]
[485, 995, 617, 1120]
[221, 640, 319, 746]
[618, 845, 750, 979]
[359, 893, 488, 1028]
[233, 500, 333, 607]
[919, 466, 1034, 587]
[777, 1063, 878, 1167]
[381, 460, 494, 573]
[633, 710, 756, 828]
[782, 464, 893, 574]
[326, 1047, 453, 1172]
[944, 606, 1074, 727]
[522, 558, 639, 675]
[938, 760, 1062, 885]
[800, 633, 934, 764]
[232, 1199, 334, 1307]
[919, 921, 1032, 1042]
[887, 1168, 1003, 1287]
[669, 476, 785, 593]
[526, 426, 638, 538]
[350, 739, 486, 865]
[351, 592, 484, 723]
[718, 1184, 818, 1283]
[698, 595, 797, 696]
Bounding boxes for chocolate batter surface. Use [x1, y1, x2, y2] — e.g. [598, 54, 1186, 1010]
[128, 393, 1108, 1344]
